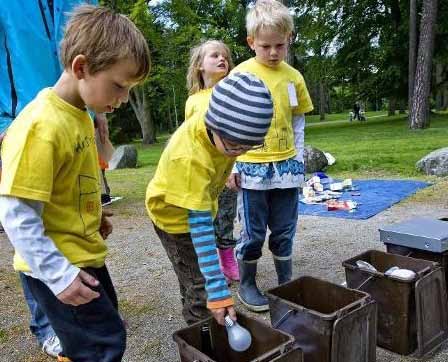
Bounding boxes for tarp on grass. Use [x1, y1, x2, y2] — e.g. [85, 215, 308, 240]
[299, 179, 431, 220]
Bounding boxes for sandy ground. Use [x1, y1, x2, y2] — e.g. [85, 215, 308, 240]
[1, 187, 448, 362]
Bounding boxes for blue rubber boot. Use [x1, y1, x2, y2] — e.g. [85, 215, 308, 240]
[274, 258, 292, 285]
[237, 260, 269, 312]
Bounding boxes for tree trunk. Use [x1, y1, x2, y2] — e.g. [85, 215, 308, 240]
[172, 86, 179, 128]
[285, 44, 294, 66]
[408, 0, 417, 112]
[280, 0, 294, 65]
[399, 99, 406, 114]
[443, 89, 448, 110]
[435, 62, 444, 111]
[409, 0, 438, 129]
[129, 84, 156, 144]
[167, 106, 173, 133]
[388, 97, 397, 116]
[319, 80, 326, 121]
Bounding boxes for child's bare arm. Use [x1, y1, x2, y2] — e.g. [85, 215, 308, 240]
[226, 163, 241, 191]
[226, 173, 241, 191]
[210, 305, 237, 325]
[100, 210, 114, 239]
[94, 113, 109, 145]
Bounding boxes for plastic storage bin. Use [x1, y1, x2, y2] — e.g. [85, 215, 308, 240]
[379, 216, 448, 293]
[385, 243, 448, 298]
[173, 312, 303, 362]
[266, 276, 377, 362]
[343, 249, 448, 356]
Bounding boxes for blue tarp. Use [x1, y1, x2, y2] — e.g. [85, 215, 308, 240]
[299, 179, 431, 220]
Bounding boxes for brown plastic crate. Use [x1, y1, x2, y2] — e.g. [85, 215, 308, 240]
[266, 276, 377, 362]
[385, 243, 448, 298]
[343, 249, 448, 356]
[173, 311, 303, 362]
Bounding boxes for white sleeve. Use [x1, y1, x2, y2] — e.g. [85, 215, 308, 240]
[293, 114, 305, 162]
[0, 196, 80, 296]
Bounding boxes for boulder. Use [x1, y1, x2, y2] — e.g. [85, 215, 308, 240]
[416, 147, 448, 176]
[108, 145, 138, 170]
[304, 145, 328, 173]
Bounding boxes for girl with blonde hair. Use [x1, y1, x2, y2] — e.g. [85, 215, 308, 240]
[185, 40, 240, 283]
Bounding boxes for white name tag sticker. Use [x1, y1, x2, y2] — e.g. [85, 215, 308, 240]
[287, 83, 298, 107]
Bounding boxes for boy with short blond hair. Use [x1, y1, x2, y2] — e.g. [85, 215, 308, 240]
[0, 5, 150, 361]
[228, 0, 314, 312]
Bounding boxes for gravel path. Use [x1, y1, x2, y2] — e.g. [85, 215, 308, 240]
[1, 186, 448, 362]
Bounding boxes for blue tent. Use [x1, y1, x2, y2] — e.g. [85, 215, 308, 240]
[0, 0, 96, 134]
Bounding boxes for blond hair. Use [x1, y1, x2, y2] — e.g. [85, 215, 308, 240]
[61, 5, 151, 81]
[186, 40, 234, 95]
[246, 0, 294, 38]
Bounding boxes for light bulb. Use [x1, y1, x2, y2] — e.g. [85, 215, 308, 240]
[224, 315, 252, 352]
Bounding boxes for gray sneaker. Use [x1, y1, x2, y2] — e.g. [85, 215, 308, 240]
[42, 335, 62, 358]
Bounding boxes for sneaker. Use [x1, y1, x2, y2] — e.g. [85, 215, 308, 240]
[101, 193, 111, 205]
[218, 248, 240, 281]
[42, 335, 62, 358]
[57, 355, 71, 362]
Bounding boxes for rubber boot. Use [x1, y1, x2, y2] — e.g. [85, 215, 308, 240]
[274, 258, 292, 285]
[237, 260, 269, 312]
[218, 248, 240, 281]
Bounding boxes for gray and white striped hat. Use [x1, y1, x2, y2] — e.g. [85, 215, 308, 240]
[205, 72, 273, 146]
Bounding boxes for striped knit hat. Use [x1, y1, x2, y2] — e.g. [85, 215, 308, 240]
[205, 72, 273, 146]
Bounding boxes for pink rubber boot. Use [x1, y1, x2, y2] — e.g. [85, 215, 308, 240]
[218, 248, 240, 281]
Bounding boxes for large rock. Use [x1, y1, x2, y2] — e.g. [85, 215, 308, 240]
[109, 145, 138, 170]
[416, 147, 448, 176]
[304, 145, 328, 173]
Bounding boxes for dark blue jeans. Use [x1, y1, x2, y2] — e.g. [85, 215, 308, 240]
[236, 187, 299, 261]
[25, 266, 125, 362]
[20, 273, 55, 345]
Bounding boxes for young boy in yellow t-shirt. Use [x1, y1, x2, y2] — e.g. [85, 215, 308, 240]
[146, 72, 273, 326]
[227, 0, 314, 312]
[0, 6, 150, 361]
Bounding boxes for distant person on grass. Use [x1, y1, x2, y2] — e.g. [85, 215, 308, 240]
[0, 6, 150, 361]
[353, 102, 361, 121]
[146, 72, 273, 325]
[186, 40, 240, 284]
[227, 0, 314, 312]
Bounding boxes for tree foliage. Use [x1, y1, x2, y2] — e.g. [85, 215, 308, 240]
[99, 0, 447, 143]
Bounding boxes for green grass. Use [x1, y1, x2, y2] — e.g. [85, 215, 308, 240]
[106, 113, 448, 203]
[105, 135, 170, 203]
[0, 329, 6, 344]
[306, 110, 387, 123]
[135, 135, 170, 168]
[307, 113, 448, 178]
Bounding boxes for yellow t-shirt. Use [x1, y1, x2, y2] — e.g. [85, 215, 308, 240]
[184, 88, 212, 123]
[0, 88, 106, 272]
[146, 116, 234, 234]
[232, 58, 314, 163]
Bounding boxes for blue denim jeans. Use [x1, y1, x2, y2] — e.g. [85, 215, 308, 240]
[236, 187, 299, 261]
[20, 273, 55, 346]
[24, 266, 126, 362]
